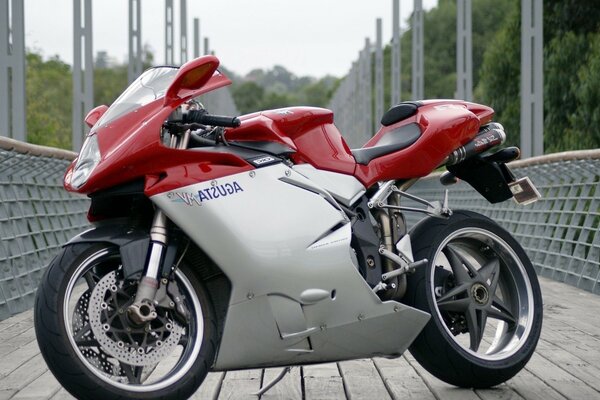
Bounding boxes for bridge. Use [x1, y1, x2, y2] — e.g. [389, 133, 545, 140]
[1, 0, 599, 398]
[0, 139, 598, 399]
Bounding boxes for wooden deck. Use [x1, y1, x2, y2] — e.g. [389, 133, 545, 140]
[1, 276, 599, 400]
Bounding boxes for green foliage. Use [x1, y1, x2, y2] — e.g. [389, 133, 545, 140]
[25, 53, 73, 149]
[475, 0, 600, 151]
[231, 66, 339, 114]
[475, 1, 521, 146]
[567, 32, 600, 149]
[94, 65, 128, 107]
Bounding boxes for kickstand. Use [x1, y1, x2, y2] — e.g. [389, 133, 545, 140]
[253, 366, 291, 396]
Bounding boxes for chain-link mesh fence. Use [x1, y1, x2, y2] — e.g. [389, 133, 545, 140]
[1, 138, 598, 321]
[402, 150, 600, 295]
[0, 138, 89, 320]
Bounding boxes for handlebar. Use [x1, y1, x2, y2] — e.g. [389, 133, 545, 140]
[185, 110, 241, 128]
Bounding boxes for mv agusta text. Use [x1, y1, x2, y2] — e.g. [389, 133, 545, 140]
[34, 55, 543, 399]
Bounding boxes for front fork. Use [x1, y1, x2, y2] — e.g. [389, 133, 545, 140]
[127, 210, 169, 324]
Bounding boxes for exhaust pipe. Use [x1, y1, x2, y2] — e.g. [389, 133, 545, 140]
[446, 123, 506, 166]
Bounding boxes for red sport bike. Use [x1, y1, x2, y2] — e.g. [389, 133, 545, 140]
[34, 55, 543, 399]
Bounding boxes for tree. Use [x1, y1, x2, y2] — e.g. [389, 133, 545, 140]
[25, 53, 72, 149]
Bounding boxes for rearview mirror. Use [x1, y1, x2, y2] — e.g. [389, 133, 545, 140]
[164, 55, 220, 106]
[84, 105, 109, 128]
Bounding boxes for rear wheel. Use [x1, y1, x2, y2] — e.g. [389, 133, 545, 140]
[34, 243, 217, 399]
[405, 210, 542, 388]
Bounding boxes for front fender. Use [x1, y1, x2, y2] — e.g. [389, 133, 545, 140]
[67, 223, 149, 279]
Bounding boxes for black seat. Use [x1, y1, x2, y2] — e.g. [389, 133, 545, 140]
[352, 123, 421, 165]
[380, 102, 422, 126]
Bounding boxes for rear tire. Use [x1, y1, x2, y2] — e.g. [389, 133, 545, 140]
[405, 210, 543, 388]
[34, 243, 217, 399]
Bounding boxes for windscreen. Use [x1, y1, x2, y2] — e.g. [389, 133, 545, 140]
[94, 67, 179, 127]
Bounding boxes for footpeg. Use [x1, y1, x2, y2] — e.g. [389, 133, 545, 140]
[381, 259, 428, 281]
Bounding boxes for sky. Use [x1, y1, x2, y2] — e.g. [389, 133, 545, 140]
[24, 0, 437, 78]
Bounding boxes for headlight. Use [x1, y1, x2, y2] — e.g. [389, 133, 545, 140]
[71, 134, 101, 189]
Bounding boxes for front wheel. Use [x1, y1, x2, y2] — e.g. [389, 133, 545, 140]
[405, 210, 543, 388]
[34, 243, 217, 399]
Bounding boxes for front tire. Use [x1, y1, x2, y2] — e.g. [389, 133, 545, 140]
[405, 210, 543, 388]
[34, 243, 217, 399]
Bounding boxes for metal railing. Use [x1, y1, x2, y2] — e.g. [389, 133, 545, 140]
[403, 150, 600, 295]
[0, 138, 89, 320]
[0, 141, 598, 321]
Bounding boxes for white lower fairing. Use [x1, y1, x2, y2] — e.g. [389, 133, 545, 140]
[152, 164, 429, 369]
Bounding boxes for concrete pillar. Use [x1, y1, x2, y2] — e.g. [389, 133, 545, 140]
[204, 37, 210, 55]
[128, 0, 142, 83]
[364, 38, 372, 138]
[165, 0, 174, 64]
[193, 18, 200, 58]
[0, 0, 26, 140]
[180, 0, 188, 64]
[391, 0, 401, 106]
[456, 0, 473, 100]
[412, 0, 424, 100]
[375, 18, 384, 132]
[520, 0, 544, 157]
[72, 0, 94, 150]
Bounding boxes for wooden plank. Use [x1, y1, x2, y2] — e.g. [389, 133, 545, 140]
[49, 388, 75, 400]
[190, 372, 225, 400]
[338, 359, 390, 400]
[303, 363, 345, 400]
[0, 390, 16, 400]
[475, 386, 525, 400]
[0, 340, 40, 378]
[0, 354, 48, 391]
[373, 357, 435, 400]
[11, 370, 62, 400]
[261, 367, 302, 400]
[536, 339, 600, 392]
[0, 310, 33, 332]
[524, 352, 599, 399]
[217, 369, 261, 400]
[403, 353, 481, 400]
[0, 328, 37, 357]
[504, 369, 566, 400]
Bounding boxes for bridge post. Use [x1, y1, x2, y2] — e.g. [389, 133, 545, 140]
[363, 38, 372, 139]
[391, 0, 401, 106]
[180, 0, 188, 64]
[72, 0, 94, 151]
[165, 0, 174, 64]
[456, 0, 473, 101]
[204, 37, 210, 55]
[0, 0, 26, 141]
[193, 18, 200, 58]
[375, 18, 384, 132]
[128, 0, 142, 83]
[412, 0, 424, 100]
[520, 0, 544, 157]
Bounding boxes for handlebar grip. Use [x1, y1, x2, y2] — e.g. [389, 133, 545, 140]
[200, 114, 241, 128]
[185, 110, 240, 127]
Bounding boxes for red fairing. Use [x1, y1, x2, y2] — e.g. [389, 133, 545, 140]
[353, 100, 493, 187]
[227, 107, 356, 174]
[64, 57, 254, 198]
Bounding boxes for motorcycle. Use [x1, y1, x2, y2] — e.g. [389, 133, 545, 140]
[34, 55, 543, 399]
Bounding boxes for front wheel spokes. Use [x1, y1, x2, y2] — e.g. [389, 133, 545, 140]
[121, 363, 144, 384]
[74, 324, 100, 347]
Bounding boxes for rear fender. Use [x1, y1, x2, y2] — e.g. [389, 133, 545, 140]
[447, 155, 515, 203]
